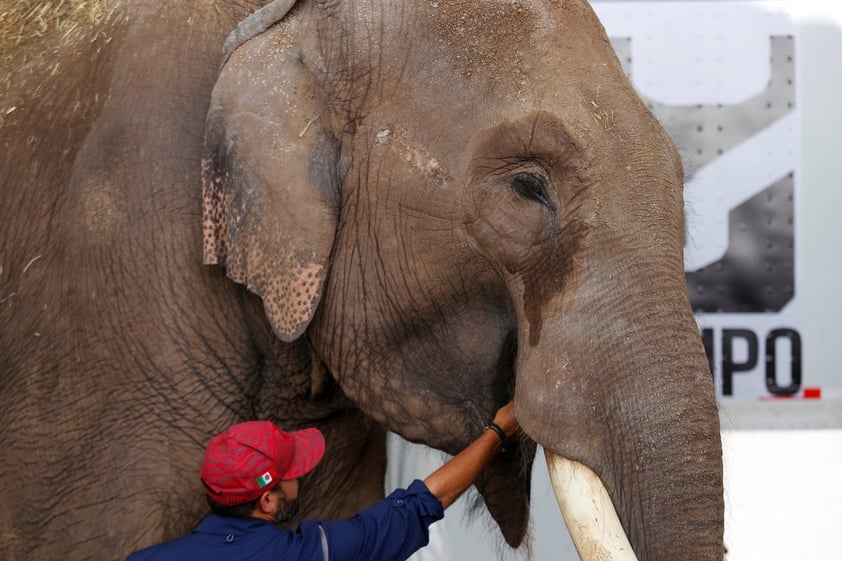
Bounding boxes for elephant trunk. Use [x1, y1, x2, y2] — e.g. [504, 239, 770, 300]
[515, 238, 724, 561]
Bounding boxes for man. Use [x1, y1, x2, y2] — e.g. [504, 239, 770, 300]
[126, 403, 518, 561]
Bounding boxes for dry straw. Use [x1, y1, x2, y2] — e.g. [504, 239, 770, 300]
[0, 1, 123, 78]
[0, 1, 123, 117]
[0, 0, 121, 50]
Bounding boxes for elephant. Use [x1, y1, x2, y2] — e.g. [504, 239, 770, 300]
[0, 1, 724, 560]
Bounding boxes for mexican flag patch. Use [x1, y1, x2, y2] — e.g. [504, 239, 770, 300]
[257, 471, 274, 488]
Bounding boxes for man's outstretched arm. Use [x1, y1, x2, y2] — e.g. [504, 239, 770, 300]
[423, 402, 518, 509]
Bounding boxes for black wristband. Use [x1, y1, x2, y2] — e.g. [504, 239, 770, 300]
[484, 422, 507, 445]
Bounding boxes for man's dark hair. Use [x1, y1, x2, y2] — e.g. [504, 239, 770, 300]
[207, 494, 259, 518]
[206, 481, 281, 518]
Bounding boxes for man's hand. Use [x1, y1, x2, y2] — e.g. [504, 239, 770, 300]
[491, 402, 518, 440]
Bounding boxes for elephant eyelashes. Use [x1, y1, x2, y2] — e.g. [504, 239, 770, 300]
[510, 172, 553, 208]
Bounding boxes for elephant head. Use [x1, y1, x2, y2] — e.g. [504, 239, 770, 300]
[201, 1, 724, 560]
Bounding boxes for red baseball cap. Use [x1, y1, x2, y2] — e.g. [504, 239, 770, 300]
[200, 421, 325, 505]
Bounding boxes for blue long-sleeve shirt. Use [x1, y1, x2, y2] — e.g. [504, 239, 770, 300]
[126, 479, 444, 561]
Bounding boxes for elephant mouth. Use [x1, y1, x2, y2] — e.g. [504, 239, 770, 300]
[546, 452, 640, 561]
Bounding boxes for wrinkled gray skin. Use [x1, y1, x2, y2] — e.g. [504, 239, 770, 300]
[0, 1, 723, 560]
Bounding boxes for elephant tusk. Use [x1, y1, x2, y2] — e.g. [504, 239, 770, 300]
[546, 452, 640, 561]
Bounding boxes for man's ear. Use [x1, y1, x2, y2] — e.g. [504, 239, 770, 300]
[257, 489, 277, 515]
[202, 31, 339, 343]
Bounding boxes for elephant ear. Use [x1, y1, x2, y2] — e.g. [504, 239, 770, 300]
[202, 36, 339, 343]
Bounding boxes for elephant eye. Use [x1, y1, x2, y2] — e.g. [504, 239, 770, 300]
[510, 172, 552, 208]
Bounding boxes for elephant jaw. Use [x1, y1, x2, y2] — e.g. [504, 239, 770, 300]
[546, 452, 639, 561]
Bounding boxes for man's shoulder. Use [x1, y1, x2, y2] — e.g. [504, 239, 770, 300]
[126, 516, 325, 561]
[125, 532, 199, 561]
[124, 516, 257, 561]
